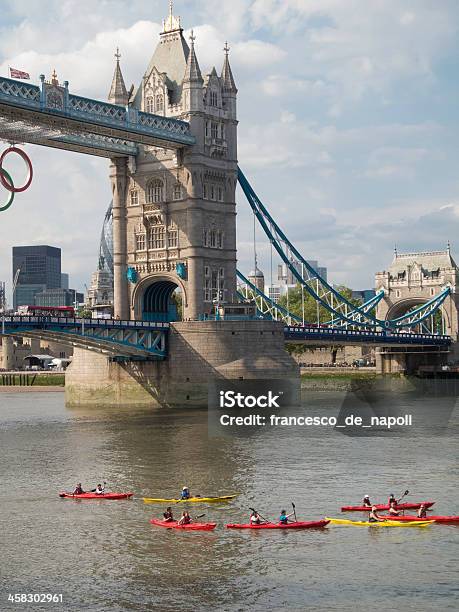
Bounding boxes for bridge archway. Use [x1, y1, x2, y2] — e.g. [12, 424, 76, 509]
[133, 275, 186, 322]
[386, 297, 450, 334]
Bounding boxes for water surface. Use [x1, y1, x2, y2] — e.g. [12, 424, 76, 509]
[0, 391, 457, 611]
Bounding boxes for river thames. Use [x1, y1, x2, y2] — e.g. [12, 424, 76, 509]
[0, 390, 457, 611]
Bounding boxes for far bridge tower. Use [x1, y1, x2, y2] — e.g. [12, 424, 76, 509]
[375, 247, 459, 372]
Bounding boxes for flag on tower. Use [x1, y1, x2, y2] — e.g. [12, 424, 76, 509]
[9, 67, 30, 80]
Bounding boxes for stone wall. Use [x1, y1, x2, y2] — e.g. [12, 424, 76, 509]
[65, 320, 299, 407]
[290, 345, 374, 366]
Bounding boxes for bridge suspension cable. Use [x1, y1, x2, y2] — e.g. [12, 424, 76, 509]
[237, 167, 450, 330]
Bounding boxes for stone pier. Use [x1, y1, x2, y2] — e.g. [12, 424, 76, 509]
[65, 320, 299, 407]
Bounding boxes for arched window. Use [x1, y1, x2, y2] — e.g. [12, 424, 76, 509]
[156, 94, 164, 111]
[146, 97, 154, 113]
[147, 179, 163, 204]
[210, 91, 218, 107]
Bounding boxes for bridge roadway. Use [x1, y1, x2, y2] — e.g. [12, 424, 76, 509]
[284, 325, 452, 347]
[0, 316, 451, 361]
[0, 75, 195, 157]
[1, 315, 169, 359]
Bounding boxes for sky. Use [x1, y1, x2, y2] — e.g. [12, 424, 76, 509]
[0, 0, 459, 301]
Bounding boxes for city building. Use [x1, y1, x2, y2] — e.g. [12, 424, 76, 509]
[277, 259, 328, 286]
[13, 245, 61, 309]
[0, 280, 5, 311]
[61, 273, 69, 290]
[35, 288, 84, 307]
[248, 266, 265, 293]
[87, 201, 114, 308]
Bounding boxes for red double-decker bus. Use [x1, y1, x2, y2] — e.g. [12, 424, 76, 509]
[17, 305, 75, 317]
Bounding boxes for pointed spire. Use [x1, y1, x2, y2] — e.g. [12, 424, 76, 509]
[221, 42, 237, 93]
[163, 0, 181, 33]
[108, 47, 128, 105]
[183, 30, 203, 83]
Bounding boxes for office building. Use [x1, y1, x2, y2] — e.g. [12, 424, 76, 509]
[35, 288, 84, 308]
[13, 245, 61, 309]
[87, 202, 114, 307]
[278, 259, 328, 286]
[61, 273, 69, 290]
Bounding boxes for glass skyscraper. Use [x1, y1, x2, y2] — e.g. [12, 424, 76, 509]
[87, 202, 114, 307]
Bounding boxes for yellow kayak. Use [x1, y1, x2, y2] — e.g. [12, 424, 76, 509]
[326, 517, 434, 528]
[143, 494, 238, 504]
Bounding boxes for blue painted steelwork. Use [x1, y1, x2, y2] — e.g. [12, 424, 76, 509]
[324, 290, 384, 327]
[236, 269, 385, 326]
[0, 315, 168, 358]
[238, 168, 451, 331]
[0, 75, 195, 156]
[236, 270, 302, 323]
[284, 326, 451, 347]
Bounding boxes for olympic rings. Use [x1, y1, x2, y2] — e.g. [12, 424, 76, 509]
[0, 146, 33, 193]
[0, 167, 15, 212]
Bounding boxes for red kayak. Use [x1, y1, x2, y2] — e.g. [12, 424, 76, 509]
[341, 501, 435, 512]
[59, 492, 133, 500]
[226, 520, 329, 530]
[378, 514, 459, 524]
[150, 519, 216, 531]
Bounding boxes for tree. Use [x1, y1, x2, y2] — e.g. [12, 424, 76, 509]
[278, 283, 361, 324]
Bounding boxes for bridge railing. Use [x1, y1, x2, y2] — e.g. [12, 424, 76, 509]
[0, 75, 195, 146]
[0, 315, 170, 330]
[284, 325, 451, 345]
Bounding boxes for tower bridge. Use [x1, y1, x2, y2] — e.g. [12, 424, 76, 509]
[1, 2, 457, 403]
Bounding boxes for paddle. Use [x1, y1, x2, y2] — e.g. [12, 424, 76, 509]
[249, 507, 272, 524]
[397, 489, 409, 504]
[292, 502, 298, 523]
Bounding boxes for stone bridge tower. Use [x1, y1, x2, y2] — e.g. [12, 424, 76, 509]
[66, 3, 299, 408]
[375, 247, 459, 371]
[108, 4, 238, 321]
[375, 247, 459, 338]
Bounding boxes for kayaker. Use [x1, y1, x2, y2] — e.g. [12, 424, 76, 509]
[368, 506, 384, 523]
[362, 495, 372, 507]
[250, 511, 265, 525]
[178, 510, 192, 525]
[180, 486, 191, 500]
[388, 500, 400, 516]
[93, 484, 105, 495]
[388, 493, 397, 506]
[73, 483, 84, 495]
[163, 507, 174, 522]
[279, 509, 295, 524]
[417, 504, 427, 518]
